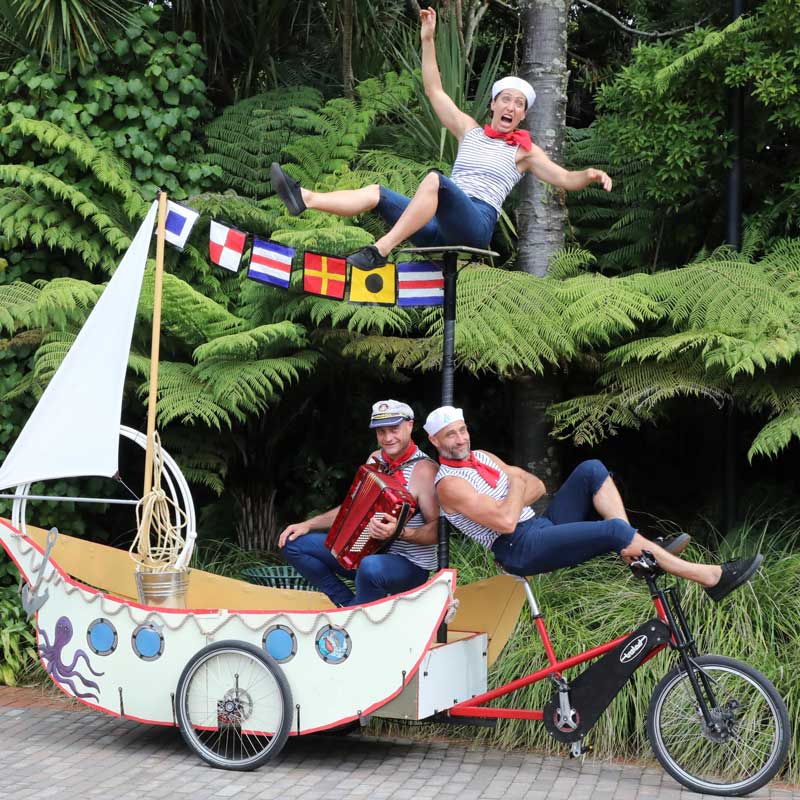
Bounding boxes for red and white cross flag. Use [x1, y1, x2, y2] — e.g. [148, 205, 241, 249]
[209, 221, 247, 272]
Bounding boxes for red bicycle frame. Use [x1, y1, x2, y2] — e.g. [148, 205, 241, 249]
[449, 575, 670, 722]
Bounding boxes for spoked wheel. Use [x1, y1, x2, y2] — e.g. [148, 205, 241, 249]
[647, 655, 790, 796]
[176, 641, 293, 770]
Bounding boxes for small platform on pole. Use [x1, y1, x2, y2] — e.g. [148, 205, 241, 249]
[399, 245, 500, 642]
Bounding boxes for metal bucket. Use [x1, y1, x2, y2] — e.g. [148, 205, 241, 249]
[135, 568, 189, 608]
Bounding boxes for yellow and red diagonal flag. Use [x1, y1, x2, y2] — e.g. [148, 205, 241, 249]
[303, 251, 347, 299]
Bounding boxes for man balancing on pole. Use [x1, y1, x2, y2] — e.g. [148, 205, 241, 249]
[279, 400, 439, 606]
[270, 6, 612, 269]
[424, 406, 763, 600]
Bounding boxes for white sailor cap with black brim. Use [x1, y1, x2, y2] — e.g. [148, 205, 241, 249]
[369, 399, 414, 429]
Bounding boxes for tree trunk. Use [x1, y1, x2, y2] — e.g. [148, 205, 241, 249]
[518, 0, 569, 274]
[341, 0, 355, 98]
[514, 0, 570, 485]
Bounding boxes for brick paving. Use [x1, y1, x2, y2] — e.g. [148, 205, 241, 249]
[0, 687, 796, 799]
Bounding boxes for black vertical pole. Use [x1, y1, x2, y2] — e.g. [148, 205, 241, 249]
[723, 0, 745, 535]
[437, 251, 458, 643]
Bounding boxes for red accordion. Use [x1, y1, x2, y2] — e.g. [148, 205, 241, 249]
[325, 464, 417, 570]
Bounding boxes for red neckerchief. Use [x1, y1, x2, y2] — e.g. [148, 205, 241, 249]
[379, 441, 417, 485]
[440, 452, 501, 488]
[483, 124, 532, 152]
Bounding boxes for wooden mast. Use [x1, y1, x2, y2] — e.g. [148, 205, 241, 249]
[140, 192, 168, 557]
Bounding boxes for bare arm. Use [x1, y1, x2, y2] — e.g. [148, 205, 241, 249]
[437, 472, 529, 535]
[403, 460, 439, 545]
[521, 143, 612, 192]
[482, 450, 547, 506]
[420, 9, 477, 140]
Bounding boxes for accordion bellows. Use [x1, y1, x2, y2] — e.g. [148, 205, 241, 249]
[325, 465, 417, 570]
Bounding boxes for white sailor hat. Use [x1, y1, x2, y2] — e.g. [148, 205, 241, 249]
[491, 76, 536, 110]
[369, 399, 414, 429]
[423, 406, 465, 437]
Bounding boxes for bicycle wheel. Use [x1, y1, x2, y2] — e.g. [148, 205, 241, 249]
[647, 654, 790, 796]
[176, 640, 293, 770]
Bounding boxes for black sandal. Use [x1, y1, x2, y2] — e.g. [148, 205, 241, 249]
[270, 162, 306, 216]
[705, 554, 763, 602]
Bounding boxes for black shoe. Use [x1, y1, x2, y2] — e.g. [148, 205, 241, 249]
[270, 162, 306, 216]
[705, 554, 763, 602]
[654, 533, 691, 556]
[346, 245, 388, 269]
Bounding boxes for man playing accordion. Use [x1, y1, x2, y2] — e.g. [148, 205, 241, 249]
[280, 400, 439, 606]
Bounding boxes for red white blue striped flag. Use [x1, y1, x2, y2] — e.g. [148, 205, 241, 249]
[397, 261, 444, 307]
[247, 238, 294, 289]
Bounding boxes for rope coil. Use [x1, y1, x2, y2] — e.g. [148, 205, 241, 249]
[129, 432, 188, 572]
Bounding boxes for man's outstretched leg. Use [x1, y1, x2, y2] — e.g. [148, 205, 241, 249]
[545, 459, 690, 554]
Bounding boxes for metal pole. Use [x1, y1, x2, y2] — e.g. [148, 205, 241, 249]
[437, 252, 458, 643]
[723, 0, 744, 535]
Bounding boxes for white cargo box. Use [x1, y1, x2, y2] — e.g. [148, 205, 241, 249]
[373, 631, 488, 720]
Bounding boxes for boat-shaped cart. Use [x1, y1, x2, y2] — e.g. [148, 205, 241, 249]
[0, 518, 524, 769]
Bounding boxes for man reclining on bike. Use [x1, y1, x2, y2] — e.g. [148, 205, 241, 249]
[425, 406, 761, 599]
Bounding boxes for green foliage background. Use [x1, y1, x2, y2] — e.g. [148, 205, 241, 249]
[0, 0, 799, 782]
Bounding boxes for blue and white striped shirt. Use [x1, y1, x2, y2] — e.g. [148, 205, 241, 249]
[450, 127, 526, 215]
[369, 447, 439, 571]
[435, 451, 535, 549]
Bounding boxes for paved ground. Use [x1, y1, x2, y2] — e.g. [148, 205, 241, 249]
[0, 687, 797, 799]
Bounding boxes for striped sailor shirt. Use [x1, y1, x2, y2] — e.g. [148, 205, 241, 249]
[369, 447, 439, 571]
[450, 127, 526, 215]
[435, 450, 535, 549]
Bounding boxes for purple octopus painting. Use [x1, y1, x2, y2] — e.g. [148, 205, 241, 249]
[38, 616, 104, 701]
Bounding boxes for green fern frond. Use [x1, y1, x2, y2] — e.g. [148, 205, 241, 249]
[654, 16, 753, 95]
[140, 268, 247, 348]
[0, 281, 41, 333]
[193, 322, 309, 362]
[33, 277, 104, 331]
[132, 360, 234, 430]
[555, 274, 662, 346]
[0, 165, 131, 266]
[5, 118, 146, 218]
[194, 352, 320, 423]
[547, 246, 596, 279]
[31, 331, 76, 389]
[747, 407, 800, 461]
[548, 392, 645, 447]
[601, 353, 729, 412]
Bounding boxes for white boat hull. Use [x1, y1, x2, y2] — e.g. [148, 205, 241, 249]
[0, 519, 455, 733]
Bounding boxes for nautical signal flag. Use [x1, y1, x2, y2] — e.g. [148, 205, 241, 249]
[209, 221, 246, 272]
[163, 200, 200, 251]
[349, 263, 396, 305]
[397, 261, 444, 306]
[248, 238, 294, 289]
[303, 251, 347, 300]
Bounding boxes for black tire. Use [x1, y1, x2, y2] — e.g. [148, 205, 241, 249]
[176, 640, 293, 770]
[647, 654, 790, 796]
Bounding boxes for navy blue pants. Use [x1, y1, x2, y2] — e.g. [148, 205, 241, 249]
[282, 532, 429, 606]
[376, 173, 498, 249]
[491, 460, 636, 576]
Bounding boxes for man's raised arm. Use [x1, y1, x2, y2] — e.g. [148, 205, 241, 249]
[420, 8, 477, 140]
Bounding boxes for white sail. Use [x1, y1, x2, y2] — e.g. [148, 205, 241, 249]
[0, 201, 159, 491]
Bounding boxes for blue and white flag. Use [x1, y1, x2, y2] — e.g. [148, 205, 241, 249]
[162, 201, 200, 251]
[247, 238, 294, 289]
[397, 261, 444, 307]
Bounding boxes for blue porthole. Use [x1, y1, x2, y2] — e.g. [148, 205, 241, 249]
[131, 623, 164, 661]
[87, 618, 117, 656]
[263, 625, 297, 663]
[315, 625, 351, 664]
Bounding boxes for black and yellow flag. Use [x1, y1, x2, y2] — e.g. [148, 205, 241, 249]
[349, 263, 397, 305]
